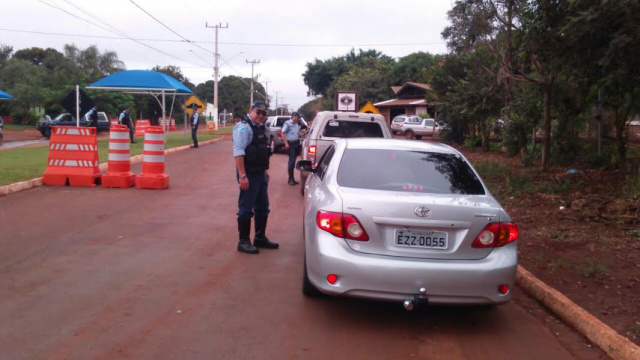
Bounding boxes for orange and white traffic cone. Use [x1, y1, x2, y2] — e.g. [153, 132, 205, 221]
[102, 124, 135, 188]
[135, 126, 169, 189]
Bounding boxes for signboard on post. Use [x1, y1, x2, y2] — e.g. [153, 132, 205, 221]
[334, 91, 358, 112]
[184, 95, 205, 116]
[358, 101, 380, 115]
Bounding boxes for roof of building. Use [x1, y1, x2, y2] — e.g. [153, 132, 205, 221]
[373, 98, 428, 107]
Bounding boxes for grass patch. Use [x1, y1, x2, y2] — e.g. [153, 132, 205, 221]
[0, 133, 218, 186]
[214, 126, 234, 134]
[548, 257, 568, 273]
[473, 160, 510, 180]
[3, 124, 34, 131]
[576, 261, 611, 278]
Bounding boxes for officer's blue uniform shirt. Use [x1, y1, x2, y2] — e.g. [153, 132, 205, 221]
[232, 115, 258, 157]
[281, 120, 300, 141]
[192, 112, 199, 126]
[119, 112, 126, 122]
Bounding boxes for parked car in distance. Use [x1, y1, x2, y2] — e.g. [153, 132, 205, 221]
[298, 111, 393, 195]
[296, 138, 518, 308]
[265, 115, 308, 153]
[37, 112, 110, 137]
[391, 115, 439, 139]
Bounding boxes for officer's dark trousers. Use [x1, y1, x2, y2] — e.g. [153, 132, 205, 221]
[237, 171, 270, 220]
[191, 124, 199, 147]
[127, 123, 134, 143]
[287, 141, 301, 170]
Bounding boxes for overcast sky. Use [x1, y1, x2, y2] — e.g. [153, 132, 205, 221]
[1, 0, 453, 111]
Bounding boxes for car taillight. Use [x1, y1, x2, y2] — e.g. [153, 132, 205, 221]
[278, 130, 282, 137]
[308, 145, 317, 167]
[472, 222, 518, 248]
[316, 210, 369, 241]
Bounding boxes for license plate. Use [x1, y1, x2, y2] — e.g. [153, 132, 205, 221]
[394, 229, 448, 249]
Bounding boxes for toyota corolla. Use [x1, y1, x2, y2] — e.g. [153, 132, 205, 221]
[297, 139, 518, 309]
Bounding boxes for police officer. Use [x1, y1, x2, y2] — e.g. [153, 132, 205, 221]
[190, 104, 200, 149]
[281, 112, 303, 185]
[232, 100, 278, 254]
[84, 105, 99, 128]
[119, 106, 136, 143]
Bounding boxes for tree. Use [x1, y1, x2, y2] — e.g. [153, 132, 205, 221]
[216, 75, 265, 114]
[392, 52, 443, 85]
[0, 44, 12, 68]
[0, 59, 48, 123]
[330, 60, 394, 108]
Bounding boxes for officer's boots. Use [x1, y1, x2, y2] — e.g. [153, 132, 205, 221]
[237, 218, 259, 254]
[287, 169, 299, 186]
[253, 215, 279, 249]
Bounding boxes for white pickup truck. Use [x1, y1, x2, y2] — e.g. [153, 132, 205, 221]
[390, 115, 439, 139]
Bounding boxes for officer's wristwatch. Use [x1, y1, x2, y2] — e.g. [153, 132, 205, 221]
[240, 174, 247, 179]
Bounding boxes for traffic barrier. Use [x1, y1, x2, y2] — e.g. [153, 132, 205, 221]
[134, 119, 151, 137]
[102, 125, 135, 188]
[136, 126, 169, 189]
[42, 126, 101, 187]
[110, 119, 119, 126]
[159, 117, 177, 131]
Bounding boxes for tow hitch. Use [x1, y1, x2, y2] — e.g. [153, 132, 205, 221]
[403, 288, 428, 311]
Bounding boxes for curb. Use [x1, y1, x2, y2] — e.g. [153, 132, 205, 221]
[0, 137, 223, 197]
[517, 266, 640, 360]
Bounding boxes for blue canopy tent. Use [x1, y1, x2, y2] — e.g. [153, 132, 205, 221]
[87, 70, 194, 133]
[0, 89, 14, 100]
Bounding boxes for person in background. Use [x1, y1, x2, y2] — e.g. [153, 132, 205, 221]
[232, 100, 278, 254]
[280, 112, 303, 185]
[83, 105, 98, 128]
[233, 111, 243, 124]
[119, 106, 136, 143]
[190, 104, 200, 148]
[43, 114, 53, 139]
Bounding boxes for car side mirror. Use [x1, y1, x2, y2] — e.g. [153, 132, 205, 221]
[296, 160, 315, 172]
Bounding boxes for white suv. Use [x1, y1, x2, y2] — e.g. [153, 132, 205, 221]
[298, 111, 393, 194]
[391, 115, 439, 139]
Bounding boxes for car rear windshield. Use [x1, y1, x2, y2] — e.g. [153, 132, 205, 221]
[337, 149, 485, 195]
[321, 120, 384, 138]
[275, 117, 289, 127]
[393, 117, 406, 122]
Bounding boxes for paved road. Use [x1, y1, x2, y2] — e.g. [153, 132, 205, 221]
[1, 138, 579, 360]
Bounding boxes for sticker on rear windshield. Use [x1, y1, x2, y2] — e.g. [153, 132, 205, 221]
[328, 121, 339, 126]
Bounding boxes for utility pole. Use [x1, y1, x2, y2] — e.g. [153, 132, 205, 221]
[264, 79, 271, 103]
[274, 91, 279, 116]
[205, 22, 228, 130]
[246, 59, 260, 106]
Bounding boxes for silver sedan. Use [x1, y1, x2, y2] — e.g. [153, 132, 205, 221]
[297, 139, 518, 309]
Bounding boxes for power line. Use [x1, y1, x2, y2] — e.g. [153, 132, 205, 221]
[0, 27, 446, 47]
[128, 0, 213, 54]
[36, 0, 207, 69]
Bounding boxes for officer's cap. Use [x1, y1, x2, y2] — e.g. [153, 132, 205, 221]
[251, 100, 269, 111]
[291, 111, 300, 117]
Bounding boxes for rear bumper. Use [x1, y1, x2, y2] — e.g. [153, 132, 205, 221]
[306, 232, 517, 305]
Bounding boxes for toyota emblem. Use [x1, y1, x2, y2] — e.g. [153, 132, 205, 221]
[414, 206, 432, 217]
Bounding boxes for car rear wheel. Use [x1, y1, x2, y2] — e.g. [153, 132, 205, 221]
[415, 135, 423, 140]
[405, 130, 415, 140]
[302, 257, 323, 297]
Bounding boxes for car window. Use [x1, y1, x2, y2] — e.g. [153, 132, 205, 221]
[321, 120, 384, 138]
[314, 145, 336, 181]
[424, 119, 434, 126]
[337, 149, 485, 195]
[276, 117, 290, 127]
[392, 116, 406, 123]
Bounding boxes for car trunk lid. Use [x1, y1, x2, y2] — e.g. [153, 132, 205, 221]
[338, 187, 500, 260]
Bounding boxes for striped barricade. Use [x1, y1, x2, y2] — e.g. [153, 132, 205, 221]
[42, 126, 101, 187]
[110, 119, 119, 126]
[134, 119, 150, 137]
[159, 117, 177, 131]
[135, 126, 169, 189]
[102, 125, 135, 188]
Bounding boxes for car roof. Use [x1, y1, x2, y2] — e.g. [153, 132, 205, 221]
[317, 111, 386, 122]
[338, 138, 459, 155]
